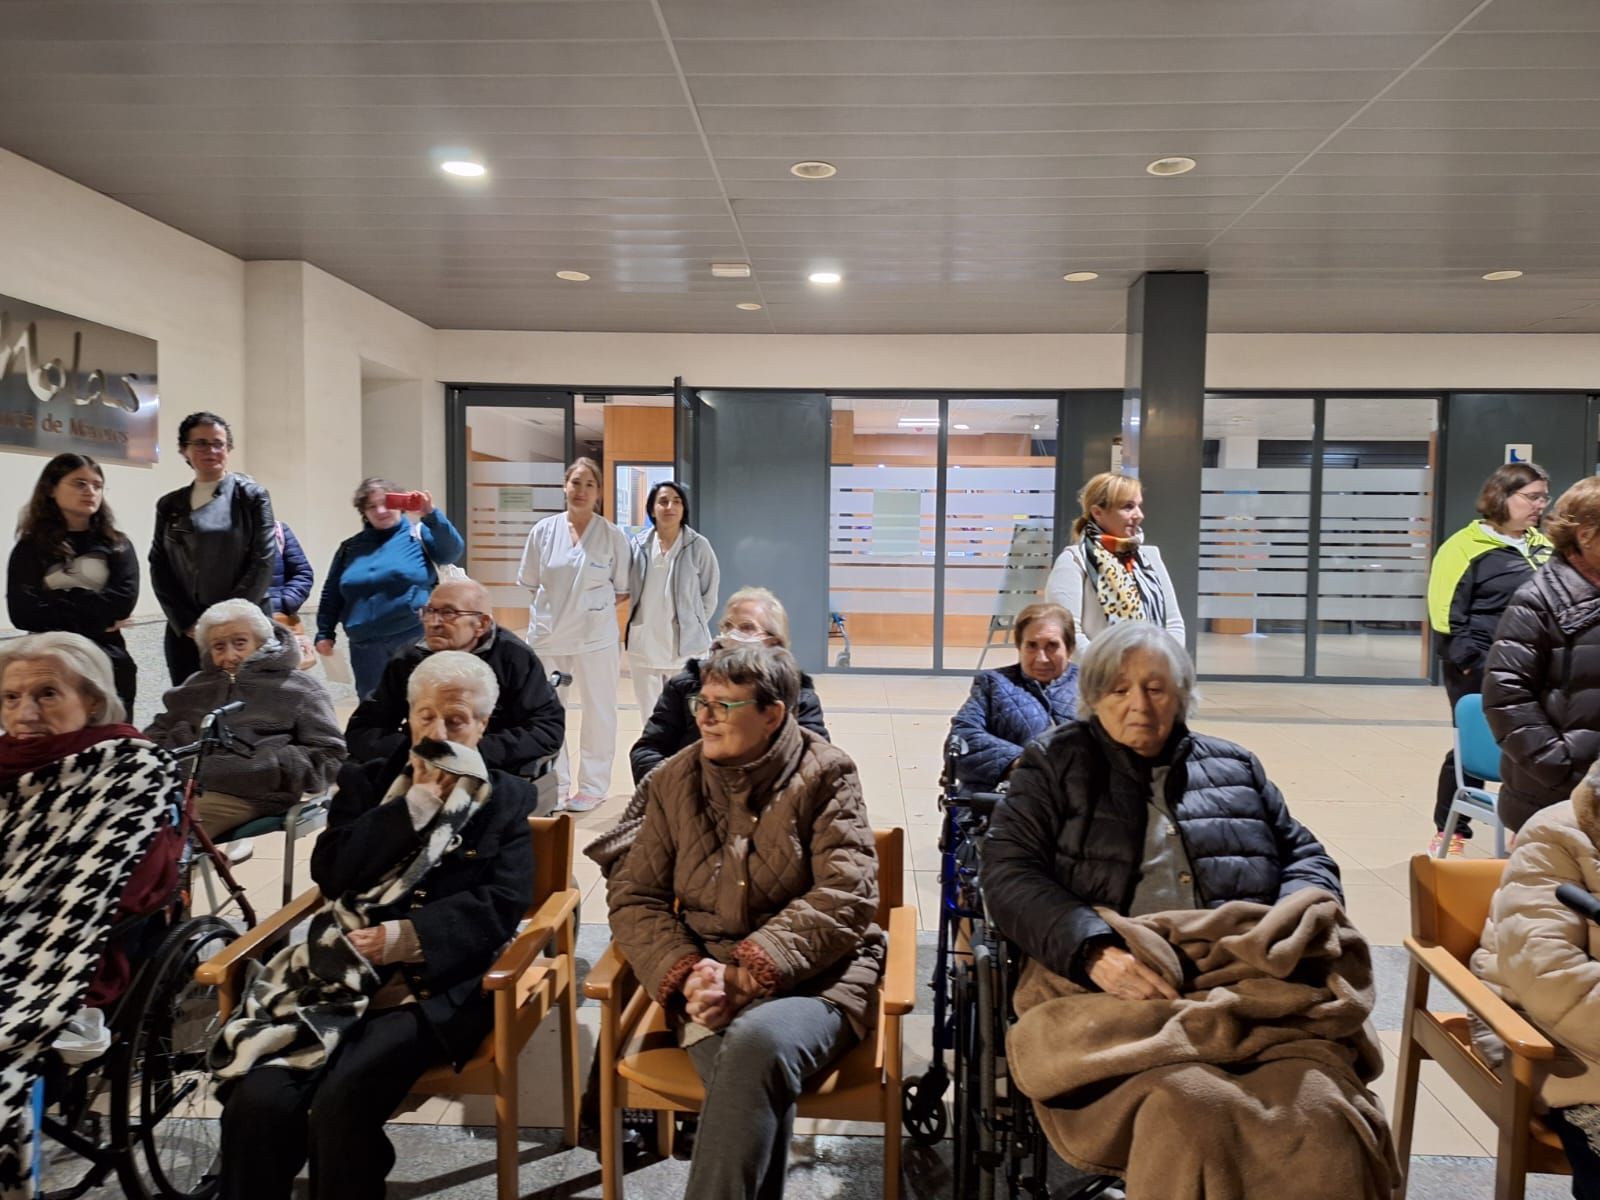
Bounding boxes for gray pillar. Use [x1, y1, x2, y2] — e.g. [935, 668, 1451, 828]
[1123, 272, 1208, 659]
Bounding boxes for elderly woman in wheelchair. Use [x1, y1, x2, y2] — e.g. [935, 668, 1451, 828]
[145, 597, 344, 841]
[0, 633, 181, 1197]
[982, 622, 1399, 1198]
[1473, 760, 1600, 1197]
[606, 642, 883, 1200]
[949, 600, 1079, 793]
[211, 651, 536, 1200]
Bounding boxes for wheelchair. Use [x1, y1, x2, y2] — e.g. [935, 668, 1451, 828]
[37, 703, 257, 1199]
[901, 735, 1120, 1199]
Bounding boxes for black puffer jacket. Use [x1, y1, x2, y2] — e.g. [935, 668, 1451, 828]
[1483, 555, 1600, 831]
[628, 655, 830, 783]
[983, 718, 1341, 987]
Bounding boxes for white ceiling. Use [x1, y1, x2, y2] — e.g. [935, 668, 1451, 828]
[5, 0, 1600, 334]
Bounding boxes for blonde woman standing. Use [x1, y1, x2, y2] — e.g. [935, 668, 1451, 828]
[518, 458, 631, 812]
[1044, 471, 1184, 650]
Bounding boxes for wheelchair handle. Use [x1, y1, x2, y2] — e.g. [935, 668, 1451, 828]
[1558, 883, 1600, 927]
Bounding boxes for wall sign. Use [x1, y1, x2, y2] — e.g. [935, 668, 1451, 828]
[0, 295, 159, 466]
[1505, 443, 1534, 465]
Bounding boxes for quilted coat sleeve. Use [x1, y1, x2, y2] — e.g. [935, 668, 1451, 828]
[982, 738, 1117, 986]
[1247, 752, 1344, 904]
[1484, 581, 1572, 790]
[795, 686, 831, 742]
[1491, 833, 1600, 1066]
[630, 674, 692, 783]
[740, 757, 878, 991]
[950, 673, 1024, 791]
[606, 774, 704, 1002]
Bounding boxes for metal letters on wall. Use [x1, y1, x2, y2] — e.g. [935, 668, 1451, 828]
[0, 295, 159, 466]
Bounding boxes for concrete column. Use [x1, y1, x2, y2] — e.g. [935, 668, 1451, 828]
[1123, 272, 1208, 658]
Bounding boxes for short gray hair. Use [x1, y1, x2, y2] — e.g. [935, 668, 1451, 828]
[1075, 622, 1197, 719]
[722, 586, 790, 648]
[408, 650, 499, 719]
[432, 575, 492, 614]
[0, 632, 125, 726]
[700, 643, 801, 712]
[194, 599, 275, 652]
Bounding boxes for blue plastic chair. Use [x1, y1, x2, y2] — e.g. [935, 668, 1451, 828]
[1437, 694, 1507, 858]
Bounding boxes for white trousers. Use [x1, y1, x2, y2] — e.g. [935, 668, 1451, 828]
[543, 643, 620, 801]
[629, 659, 676, 725]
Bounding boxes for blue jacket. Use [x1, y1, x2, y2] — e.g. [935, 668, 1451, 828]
[316, 511, 465, 645]
[950, 662, 1080, 792]
[269, 522, 314, 615]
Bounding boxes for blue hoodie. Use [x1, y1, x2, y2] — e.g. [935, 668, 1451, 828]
[316, 511, 464, 644]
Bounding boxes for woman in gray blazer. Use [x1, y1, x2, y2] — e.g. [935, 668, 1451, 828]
[626, 481, 721, 720]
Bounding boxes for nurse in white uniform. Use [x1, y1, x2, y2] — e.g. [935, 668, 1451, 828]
[624, 480, 720, 722]
[517, 457, 631, 812]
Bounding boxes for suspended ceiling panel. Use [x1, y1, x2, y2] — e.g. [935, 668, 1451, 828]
[2, 0, 1598, 334]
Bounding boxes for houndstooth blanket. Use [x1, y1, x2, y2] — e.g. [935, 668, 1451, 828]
[0, 739, 176, 1200]
[209, 752, 491, 1080]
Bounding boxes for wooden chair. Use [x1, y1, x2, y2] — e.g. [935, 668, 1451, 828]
[196, 812, 582, 1200]
[583, 826, 917, 1200]
[1393, 853, 1568, 1200]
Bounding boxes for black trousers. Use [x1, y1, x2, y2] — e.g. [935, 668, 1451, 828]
[219, 1006, 446, 1200]
[1434, 661, 1486, 835]
[164, 624, 201, 687]
[1544, 1106, 1600, 1200]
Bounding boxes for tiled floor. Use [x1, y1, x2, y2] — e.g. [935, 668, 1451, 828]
[68, 659, 1574, 1196]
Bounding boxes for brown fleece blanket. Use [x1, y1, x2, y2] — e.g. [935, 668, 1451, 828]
[1008, 888, 1401, 1200]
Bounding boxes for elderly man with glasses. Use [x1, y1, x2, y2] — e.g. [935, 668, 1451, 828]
[344, 576, 564, 793]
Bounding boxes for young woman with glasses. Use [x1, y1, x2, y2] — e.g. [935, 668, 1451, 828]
[7, 453, 141, 712]
[149, 410, 276, 685]
[313, 477, 464, 700]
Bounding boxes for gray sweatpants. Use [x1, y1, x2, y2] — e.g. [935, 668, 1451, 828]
[684, 995, 856, 1200]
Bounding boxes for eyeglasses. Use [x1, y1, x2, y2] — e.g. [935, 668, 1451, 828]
[718, 621, 771, 638]
[688, 694, 759, 721]
[184, 438, 228, 451]
[62, 479, 104, 493]
[418, 607, 487, 623]
[1513, 488, 1550, 505]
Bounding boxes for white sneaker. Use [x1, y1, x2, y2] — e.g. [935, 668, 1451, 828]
[53, 1007, 111, 1065]
[226, 839, 255, 865]
[562, 794, 605, 813]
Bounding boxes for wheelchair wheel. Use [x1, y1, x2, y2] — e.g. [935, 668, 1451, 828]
[901, 1072, 948, 1146]
[113, 915, 237, 1200]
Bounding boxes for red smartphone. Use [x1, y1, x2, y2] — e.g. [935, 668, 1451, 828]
[383, 490, 424, 512]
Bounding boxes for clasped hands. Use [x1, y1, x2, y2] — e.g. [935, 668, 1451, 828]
[681, 957, 760, 1031]
[1084, 943, 1180, 1001]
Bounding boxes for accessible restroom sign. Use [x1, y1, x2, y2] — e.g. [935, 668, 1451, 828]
[1505, 443, 1534, 465]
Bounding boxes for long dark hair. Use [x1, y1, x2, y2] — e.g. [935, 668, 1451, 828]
[17, 453, 126, 558]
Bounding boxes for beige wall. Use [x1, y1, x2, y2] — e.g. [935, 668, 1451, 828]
[0, 148, 245, 624]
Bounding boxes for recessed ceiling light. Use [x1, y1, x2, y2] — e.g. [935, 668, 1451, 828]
[1032, 423, 1041, 431]
[440, 160, 487, 178]
[790, 161, 838, 179]
[1062, 271, 1100, 283]
[1482, 269, 1524, 281]
[736, 302, 763, 311]
[711, 262, 752, 278]
[555, 270, 590, 282]
[953, 423, 971, 430]
[1146, 156, 1197, 177]
[808, 271, 842, 284]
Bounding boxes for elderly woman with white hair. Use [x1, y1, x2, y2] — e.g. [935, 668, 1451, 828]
[0, 633, 178, 1198]
[145, 597, 344, 839]
[982, 623, 1389, 1198]
[211, 650, 536, 1200]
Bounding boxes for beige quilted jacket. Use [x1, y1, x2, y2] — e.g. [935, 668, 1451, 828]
[1472, 768, 1600, 1107]
[606, 718, 885, 1036]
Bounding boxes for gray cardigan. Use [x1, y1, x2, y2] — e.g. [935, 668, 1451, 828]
[625, 525, 720, 662]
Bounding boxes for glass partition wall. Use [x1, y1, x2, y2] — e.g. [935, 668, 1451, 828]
[1197, 393, 1439, 681]
[827, 395, 1060, 672]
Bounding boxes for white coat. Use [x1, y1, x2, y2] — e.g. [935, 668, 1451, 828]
[517, 513, 632, 655]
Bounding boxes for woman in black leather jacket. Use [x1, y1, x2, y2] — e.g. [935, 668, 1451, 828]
[983, 621, 1339, 997]
[149, 411, 275, 685]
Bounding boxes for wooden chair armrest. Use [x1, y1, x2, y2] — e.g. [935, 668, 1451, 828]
[1404, 937, 1557, 1061]
[881, 906, 918, 1016]
[195, 886, 322, 987]
[583, 941, 635, 1003]
[483, 888, 580, 991]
